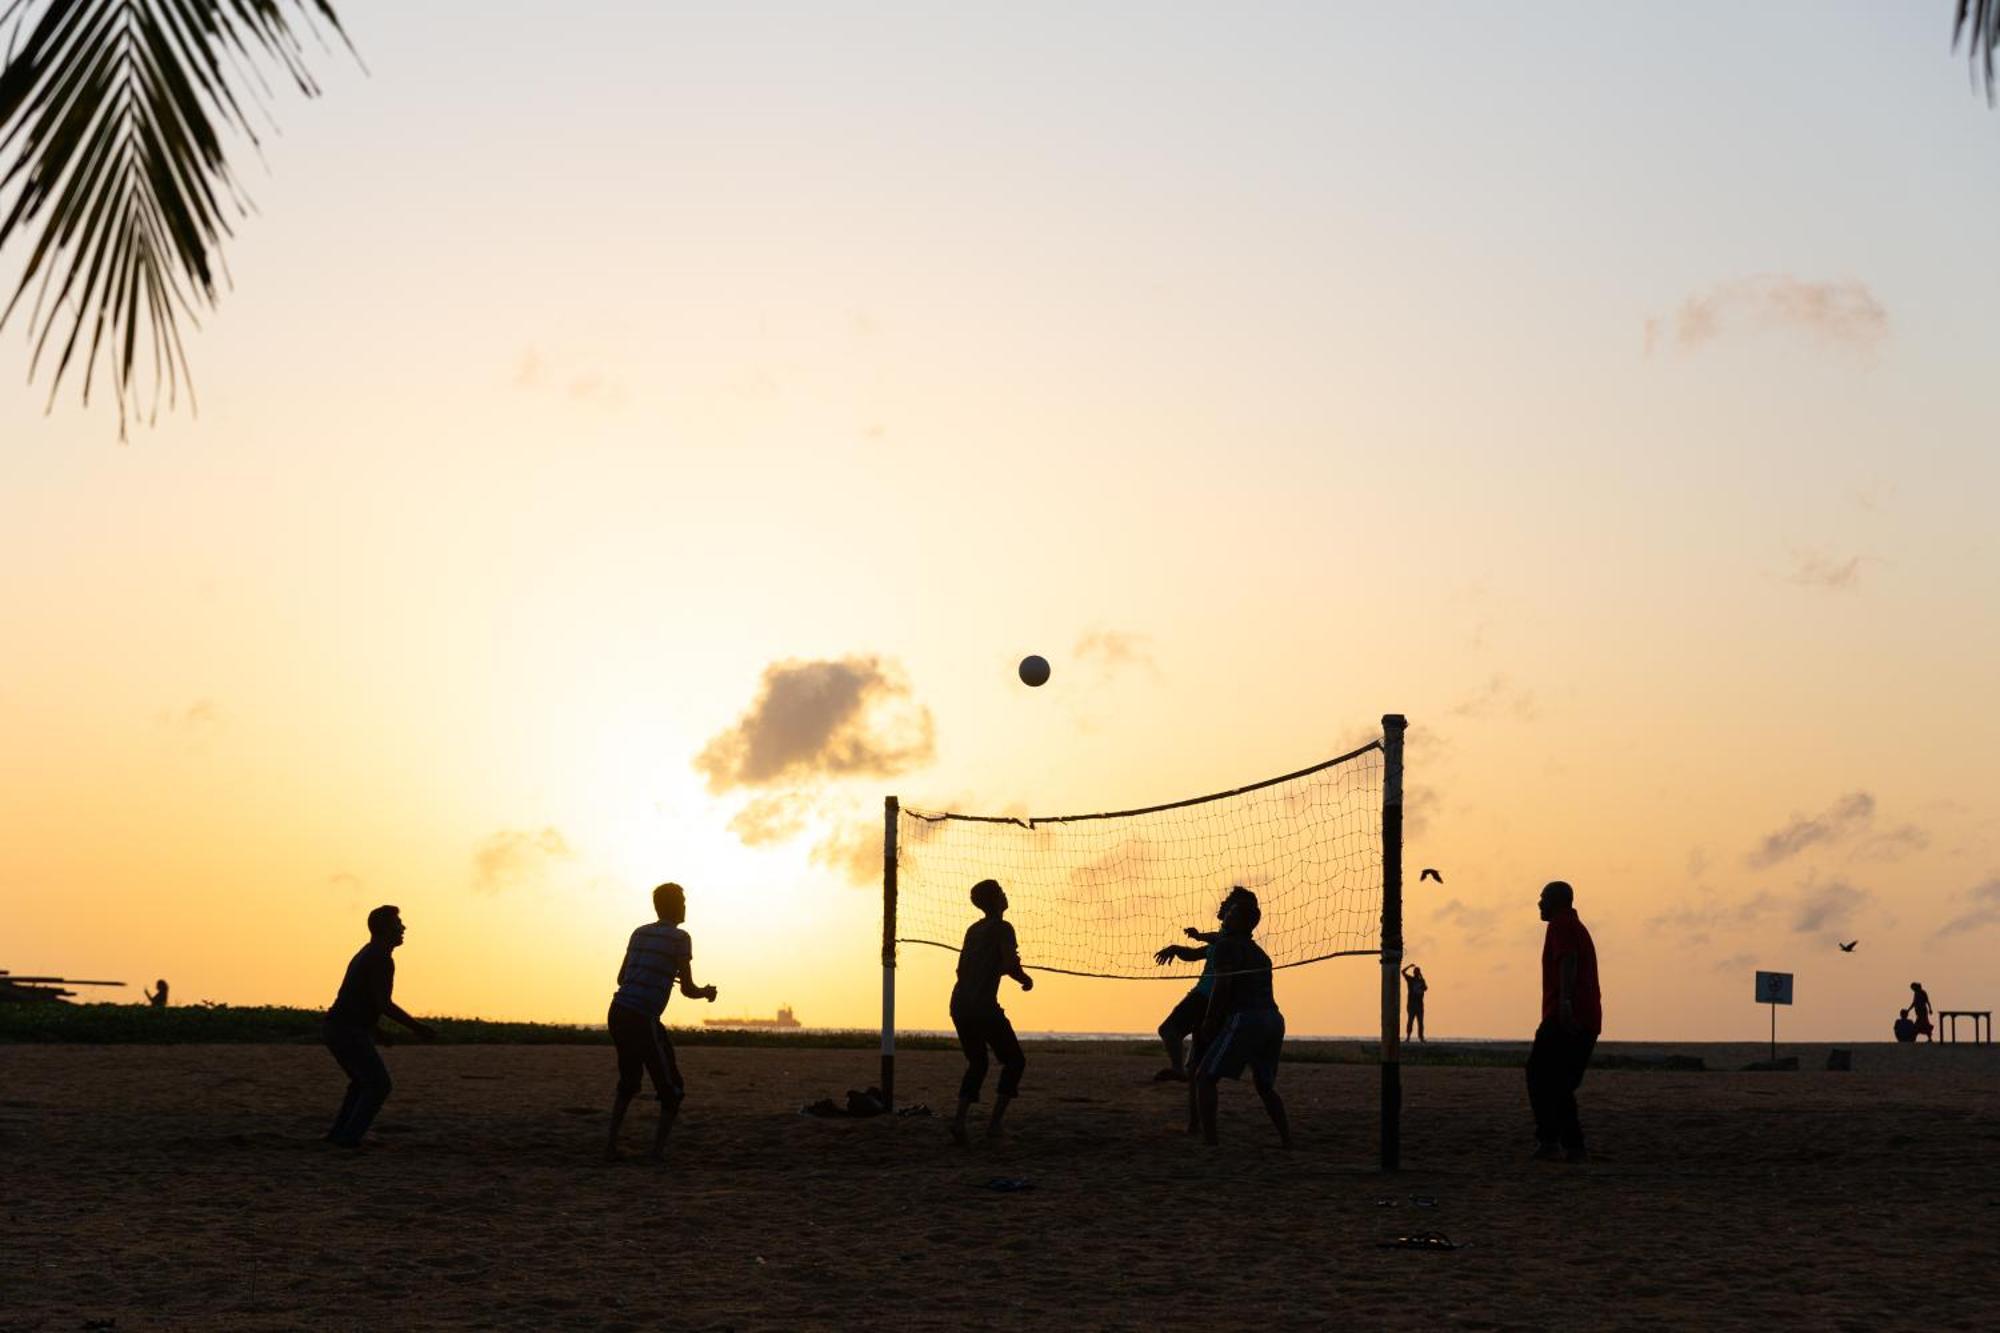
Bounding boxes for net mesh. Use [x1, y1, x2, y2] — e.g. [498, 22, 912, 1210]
[894, 742, 1385, 980]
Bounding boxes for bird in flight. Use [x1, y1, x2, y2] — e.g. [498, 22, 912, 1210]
[1838, 940, 1859, 952]
[1419, 868, 1443, 884]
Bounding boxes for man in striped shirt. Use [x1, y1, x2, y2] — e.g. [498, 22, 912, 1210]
[604, 882, 718, 1162]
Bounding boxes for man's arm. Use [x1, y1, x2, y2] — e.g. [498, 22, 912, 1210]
[1004, 926, 1033, 992]
[1184, 927, 1220, 943]
[1153, 943, 1210, 965]
[1199, 974, 1233, 1043]
[376, 957, 436, 1039]
[676, 958, 718, 1003]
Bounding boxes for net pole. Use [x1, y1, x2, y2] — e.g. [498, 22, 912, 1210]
[881, 795, 899, 1108]
[1379, 713, 1407, 1171]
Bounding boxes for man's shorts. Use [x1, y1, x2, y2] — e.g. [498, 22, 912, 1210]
[1199, 1007, 1285, 1085]
[1161, 987, 1209, 1040]
[608, 1000, 685, 1102]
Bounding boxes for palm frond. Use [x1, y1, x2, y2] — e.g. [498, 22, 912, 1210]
[1959, 0, 2000, 103]
[0, 0, 348, 436]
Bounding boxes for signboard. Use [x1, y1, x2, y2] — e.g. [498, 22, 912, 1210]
[1754, 971, 1794, 1006]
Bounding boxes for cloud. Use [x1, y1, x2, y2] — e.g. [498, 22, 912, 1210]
[1787, 550, 1863, 591]
[1648, 891, 1782, 948]
[1711, 951, 1757, 975]
[1448, 675, 1538, 723]
[1645, 276, 1888, 356]
[727, 793, 813, 847]
[1793, 879, 1869, 937]
[472, 827, 573, 894]
[695, 656, 934, 793]
[1072, 629, 1160, 679]
[1933, 877, 2000, 939]
[511, 347, 628, 408]
[811, 820, 882, 888]
[1745, 792, 1875, 869]
[1431, 898, 1501, 947]
[1857, 823, 1929, 862]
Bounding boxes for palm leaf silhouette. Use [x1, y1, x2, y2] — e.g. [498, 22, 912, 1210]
[0, 1, 348, 435]
[1962, 0, 2000, 102]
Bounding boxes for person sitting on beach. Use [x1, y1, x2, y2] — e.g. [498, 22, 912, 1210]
[1893, 1008, 1917, 1043]
[948, 878, 1033, 1147]
[1402, 964, 1428, 1042]
[1908, 982, 1934, 1042]
[1193, 889, 1291, 1149]
[605, 882, 718, 1162]
[145, 978, 169, 1009]
[323, 905, 435, 1148]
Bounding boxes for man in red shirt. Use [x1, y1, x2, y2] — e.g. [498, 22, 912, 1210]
[1528, 880, 1601, 1162]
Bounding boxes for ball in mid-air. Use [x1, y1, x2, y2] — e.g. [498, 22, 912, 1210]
[1018, 654, 1051, 687]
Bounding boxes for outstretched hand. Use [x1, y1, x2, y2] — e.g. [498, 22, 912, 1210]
[1154, 945, 1178, 965]
[1183, 926, 1203, 940]
[703, 985, 719, 1003]
[1018, 974, 1034, 992]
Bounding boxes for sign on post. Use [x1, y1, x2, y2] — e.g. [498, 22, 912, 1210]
[1754, 970, 1794, 1064]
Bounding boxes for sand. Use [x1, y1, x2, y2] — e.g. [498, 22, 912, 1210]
[2, 1041, 1996, 1330]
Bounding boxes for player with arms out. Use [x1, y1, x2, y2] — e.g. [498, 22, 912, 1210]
[604, 882, 718, 1162]
[1193, 890, 1292, 1148]
[948, 878, 1034, 1147]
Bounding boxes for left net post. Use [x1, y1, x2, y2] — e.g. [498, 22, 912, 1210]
[881, 795, 899, 1108]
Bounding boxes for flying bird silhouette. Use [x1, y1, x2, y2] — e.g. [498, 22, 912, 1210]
[1419, 868, 1442, 884]
[1838, 940, 1858, 952]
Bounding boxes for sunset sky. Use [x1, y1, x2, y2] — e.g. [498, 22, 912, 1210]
[4, 3, 1996, 1042]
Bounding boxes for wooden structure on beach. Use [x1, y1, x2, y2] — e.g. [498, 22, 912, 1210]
[0, 969, 125, 1004]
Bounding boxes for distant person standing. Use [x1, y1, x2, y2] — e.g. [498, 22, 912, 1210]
[323, 905, 435, 1148]
[1527, 881, 1600, 1163]
[1401, 964, 1428, 1042]
[1909, 982, 1934, 1042]
[948, 878, 1034, 1147]
[145, 978, 169, 1008]
[604, 882, 718, 1162]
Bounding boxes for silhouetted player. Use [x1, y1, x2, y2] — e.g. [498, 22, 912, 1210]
[1152, 888, 1251, 1078]
[323, 905, 435, 1148]
[1194, 889, 1291, 1148]
[145, 978, 169, 1009]
[948, 878, 1033, 1146]
[1402, 964, 1427, 1042]
[1908, 982, 1934, 1041]
[605, 882, 717, 1162]
[1527, 881, 1601, 1163]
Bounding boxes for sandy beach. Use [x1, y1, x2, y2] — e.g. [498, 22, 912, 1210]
[2, 1040, 1996, 1330]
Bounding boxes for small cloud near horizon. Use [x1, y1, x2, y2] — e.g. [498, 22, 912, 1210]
[1793, 879, 1870, 938]
[1745, 792, 1875, 869]
[1932, 876, 2000, 939]
[1787, 549, 1864, 591]
[472, 827, 574, 894]
[1645, 276, 1887, 357]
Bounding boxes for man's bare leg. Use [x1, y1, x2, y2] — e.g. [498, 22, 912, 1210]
[605, 1091, 636, 1161]
[1255, 1078, 1292, 1148]
[948, 1096, 974, 1147]
[986, 1093, 1013, 1141]
[1197, 1077, 1221, 1146]
[649, 1094, 680, 1160]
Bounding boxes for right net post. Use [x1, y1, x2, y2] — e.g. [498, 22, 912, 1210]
[882, 795, 899, 1108]
[1379, 713, 1407, 1171]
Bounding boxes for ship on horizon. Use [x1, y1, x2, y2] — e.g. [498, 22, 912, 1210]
[702, 1004, 801, 1030]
